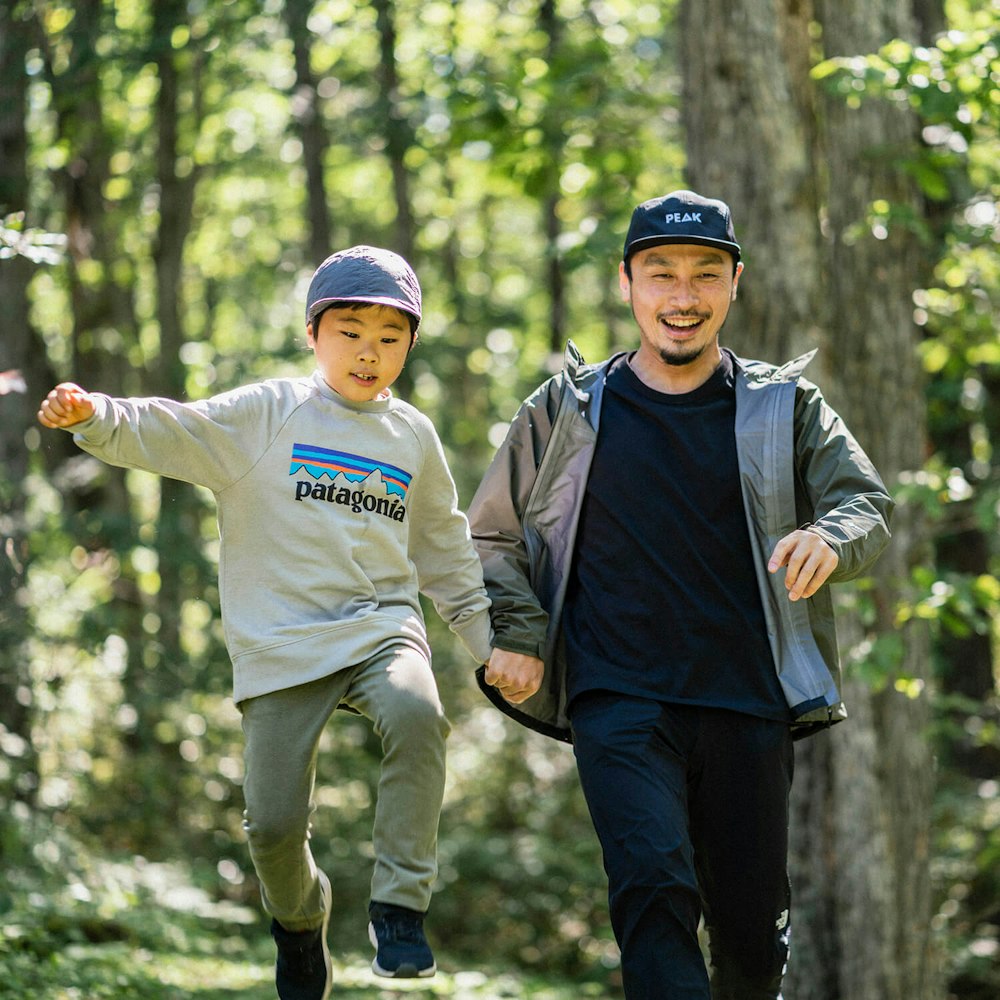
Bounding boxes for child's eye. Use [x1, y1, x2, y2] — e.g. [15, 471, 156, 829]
[381, 337, 400, 345]
[340, 330, 359, 339]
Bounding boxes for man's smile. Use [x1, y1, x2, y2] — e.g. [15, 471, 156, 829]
[660, 313, 709, 335]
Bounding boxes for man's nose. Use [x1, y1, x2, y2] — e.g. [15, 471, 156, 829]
[669, 280, 699, 308]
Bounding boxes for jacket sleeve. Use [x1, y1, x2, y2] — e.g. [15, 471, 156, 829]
[792, 380, 894, 582]
[468, 378, 561, 658]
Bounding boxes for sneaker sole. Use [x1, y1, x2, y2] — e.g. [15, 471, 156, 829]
[318, 871, 333, 1000]
[367, 922, 436, 978]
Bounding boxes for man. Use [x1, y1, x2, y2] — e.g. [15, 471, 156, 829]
[468, 190, 893, 999]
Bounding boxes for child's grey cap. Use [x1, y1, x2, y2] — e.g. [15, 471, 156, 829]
[306, 245, 422, 333]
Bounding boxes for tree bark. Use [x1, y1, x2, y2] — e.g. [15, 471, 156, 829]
[37, 0, 155, 823]
[539, 0, 566, 353]
[372, 0, 416, 263]
[0, 0, 40, 807]
[283, 0, 334, 266]
[40, 0, 135, 395]
[150, 0, 202, 685]
[680, 1, 941, 997]
[816, 7, 936, 995]
[371, 0, 416, 399]
[681, 0, 824, 362]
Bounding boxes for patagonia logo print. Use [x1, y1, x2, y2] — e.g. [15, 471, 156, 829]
[290, 443, 410, 521]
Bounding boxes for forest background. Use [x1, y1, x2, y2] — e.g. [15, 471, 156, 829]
[0, 0, 998, 998]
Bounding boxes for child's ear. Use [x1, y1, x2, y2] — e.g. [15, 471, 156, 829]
[306, 321, 316, 345]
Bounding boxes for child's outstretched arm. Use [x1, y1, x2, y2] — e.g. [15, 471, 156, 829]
[34, 379, 274, 492]
[38, 382, 96, 429]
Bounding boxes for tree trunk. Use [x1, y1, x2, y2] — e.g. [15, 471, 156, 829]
[816, 7, 937, 994]
[283, 0, 334, 266]
[371, 0, 416, 399]
[372, 0, 415, 263]
[539, 0, 566, 353]
[680, 1, 941, 997]
[45, 0, 137, 518]
[0, 0, 40, 808]
[150, 0, 201, 684]
[681, 0, 824, 361]
[38, 0, 158, 838]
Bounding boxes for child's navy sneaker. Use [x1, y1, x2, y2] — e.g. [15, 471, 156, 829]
[367, 900, 436, 978]
[270, 870, 333, 1000]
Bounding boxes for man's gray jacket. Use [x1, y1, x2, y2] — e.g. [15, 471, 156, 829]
[468, 342, 894, 742]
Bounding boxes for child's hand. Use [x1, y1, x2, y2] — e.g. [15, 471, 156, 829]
[484, 648, 544, 704]
[38, 382, 96, 429]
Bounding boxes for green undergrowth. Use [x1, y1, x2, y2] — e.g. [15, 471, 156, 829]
[0, 811, 615, 1000]
[2, 892, 614, 999]
[2, 946, 614, 999]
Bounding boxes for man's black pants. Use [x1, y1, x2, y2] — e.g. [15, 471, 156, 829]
[571, 694, 794, 1000]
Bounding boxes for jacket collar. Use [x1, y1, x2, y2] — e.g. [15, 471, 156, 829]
[730, 347, 817, 386]
[565, 340, 817, 392]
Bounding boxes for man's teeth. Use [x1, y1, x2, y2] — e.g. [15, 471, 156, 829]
[667, 318, 700, 328]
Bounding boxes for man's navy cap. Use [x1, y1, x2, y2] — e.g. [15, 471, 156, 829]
[623, 190, 741, 266]
[306, 245, 422, 333]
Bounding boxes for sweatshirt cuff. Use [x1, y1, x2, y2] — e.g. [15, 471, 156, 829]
[69, 394, 111, 441]
[452, 609, 494, 665]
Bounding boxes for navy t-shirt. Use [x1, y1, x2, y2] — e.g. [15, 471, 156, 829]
[563, 352, 790, 721]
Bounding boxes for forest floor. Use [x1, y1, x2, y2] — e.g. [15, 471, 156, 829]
[10, 941, 614, 1000]
[5, 919, 616, 999]
[1, 843, 616, 1000]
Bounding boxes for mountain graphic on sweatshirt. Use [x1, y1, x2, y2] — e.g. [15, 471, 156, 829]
[289, 442, 411, 499]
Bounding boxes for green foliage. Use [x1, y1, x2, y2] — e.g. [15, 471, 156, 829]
[932, 772, 1000, 1000]
[4, 0, 999, 996]
[433, 714, 616, 977]
[812, 9, 999, 140]
[0, 807, 617, 998]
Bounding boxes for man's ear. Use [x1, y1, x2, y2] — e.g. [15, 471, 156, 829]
[306, 321, 316, 345]
[618, 260, 631, 302]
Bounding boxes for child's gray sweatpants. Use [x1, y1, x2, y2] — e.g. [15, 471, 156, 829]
[239, 645, 449, 932]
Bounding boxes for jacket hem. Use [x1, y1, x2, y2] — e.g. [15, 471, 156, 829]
[475, 666, 572, 743]
[789, 699, 848, 740]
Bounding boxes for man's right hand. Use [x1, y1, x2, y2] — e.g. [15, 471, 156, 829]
[38, 382, 95, 429]
[484, 648, 545, 705]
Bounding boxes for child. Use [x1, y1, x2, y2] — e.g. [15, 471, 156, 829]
[38, 245, 494, 1000]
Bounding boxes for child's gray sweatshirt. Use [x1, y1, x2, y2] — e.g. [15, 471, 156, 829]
[69, 370, 493, 703]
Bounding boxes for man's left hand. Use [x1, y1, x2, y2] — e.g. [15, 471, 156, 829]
[768, 529, 839, 601]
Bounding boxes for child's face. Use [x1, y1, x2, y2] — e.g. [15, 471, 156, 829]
[308, 305, 412, 402]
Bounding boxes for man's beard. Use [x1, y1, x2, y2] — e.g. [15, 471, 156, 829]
[658, 341, 708, 367]
[632, 302, 715, 367]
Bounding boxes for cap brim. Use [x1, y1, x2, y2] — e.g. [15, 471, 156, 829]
[307, 295, 421, 330]
[625, 235, 741, 262]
